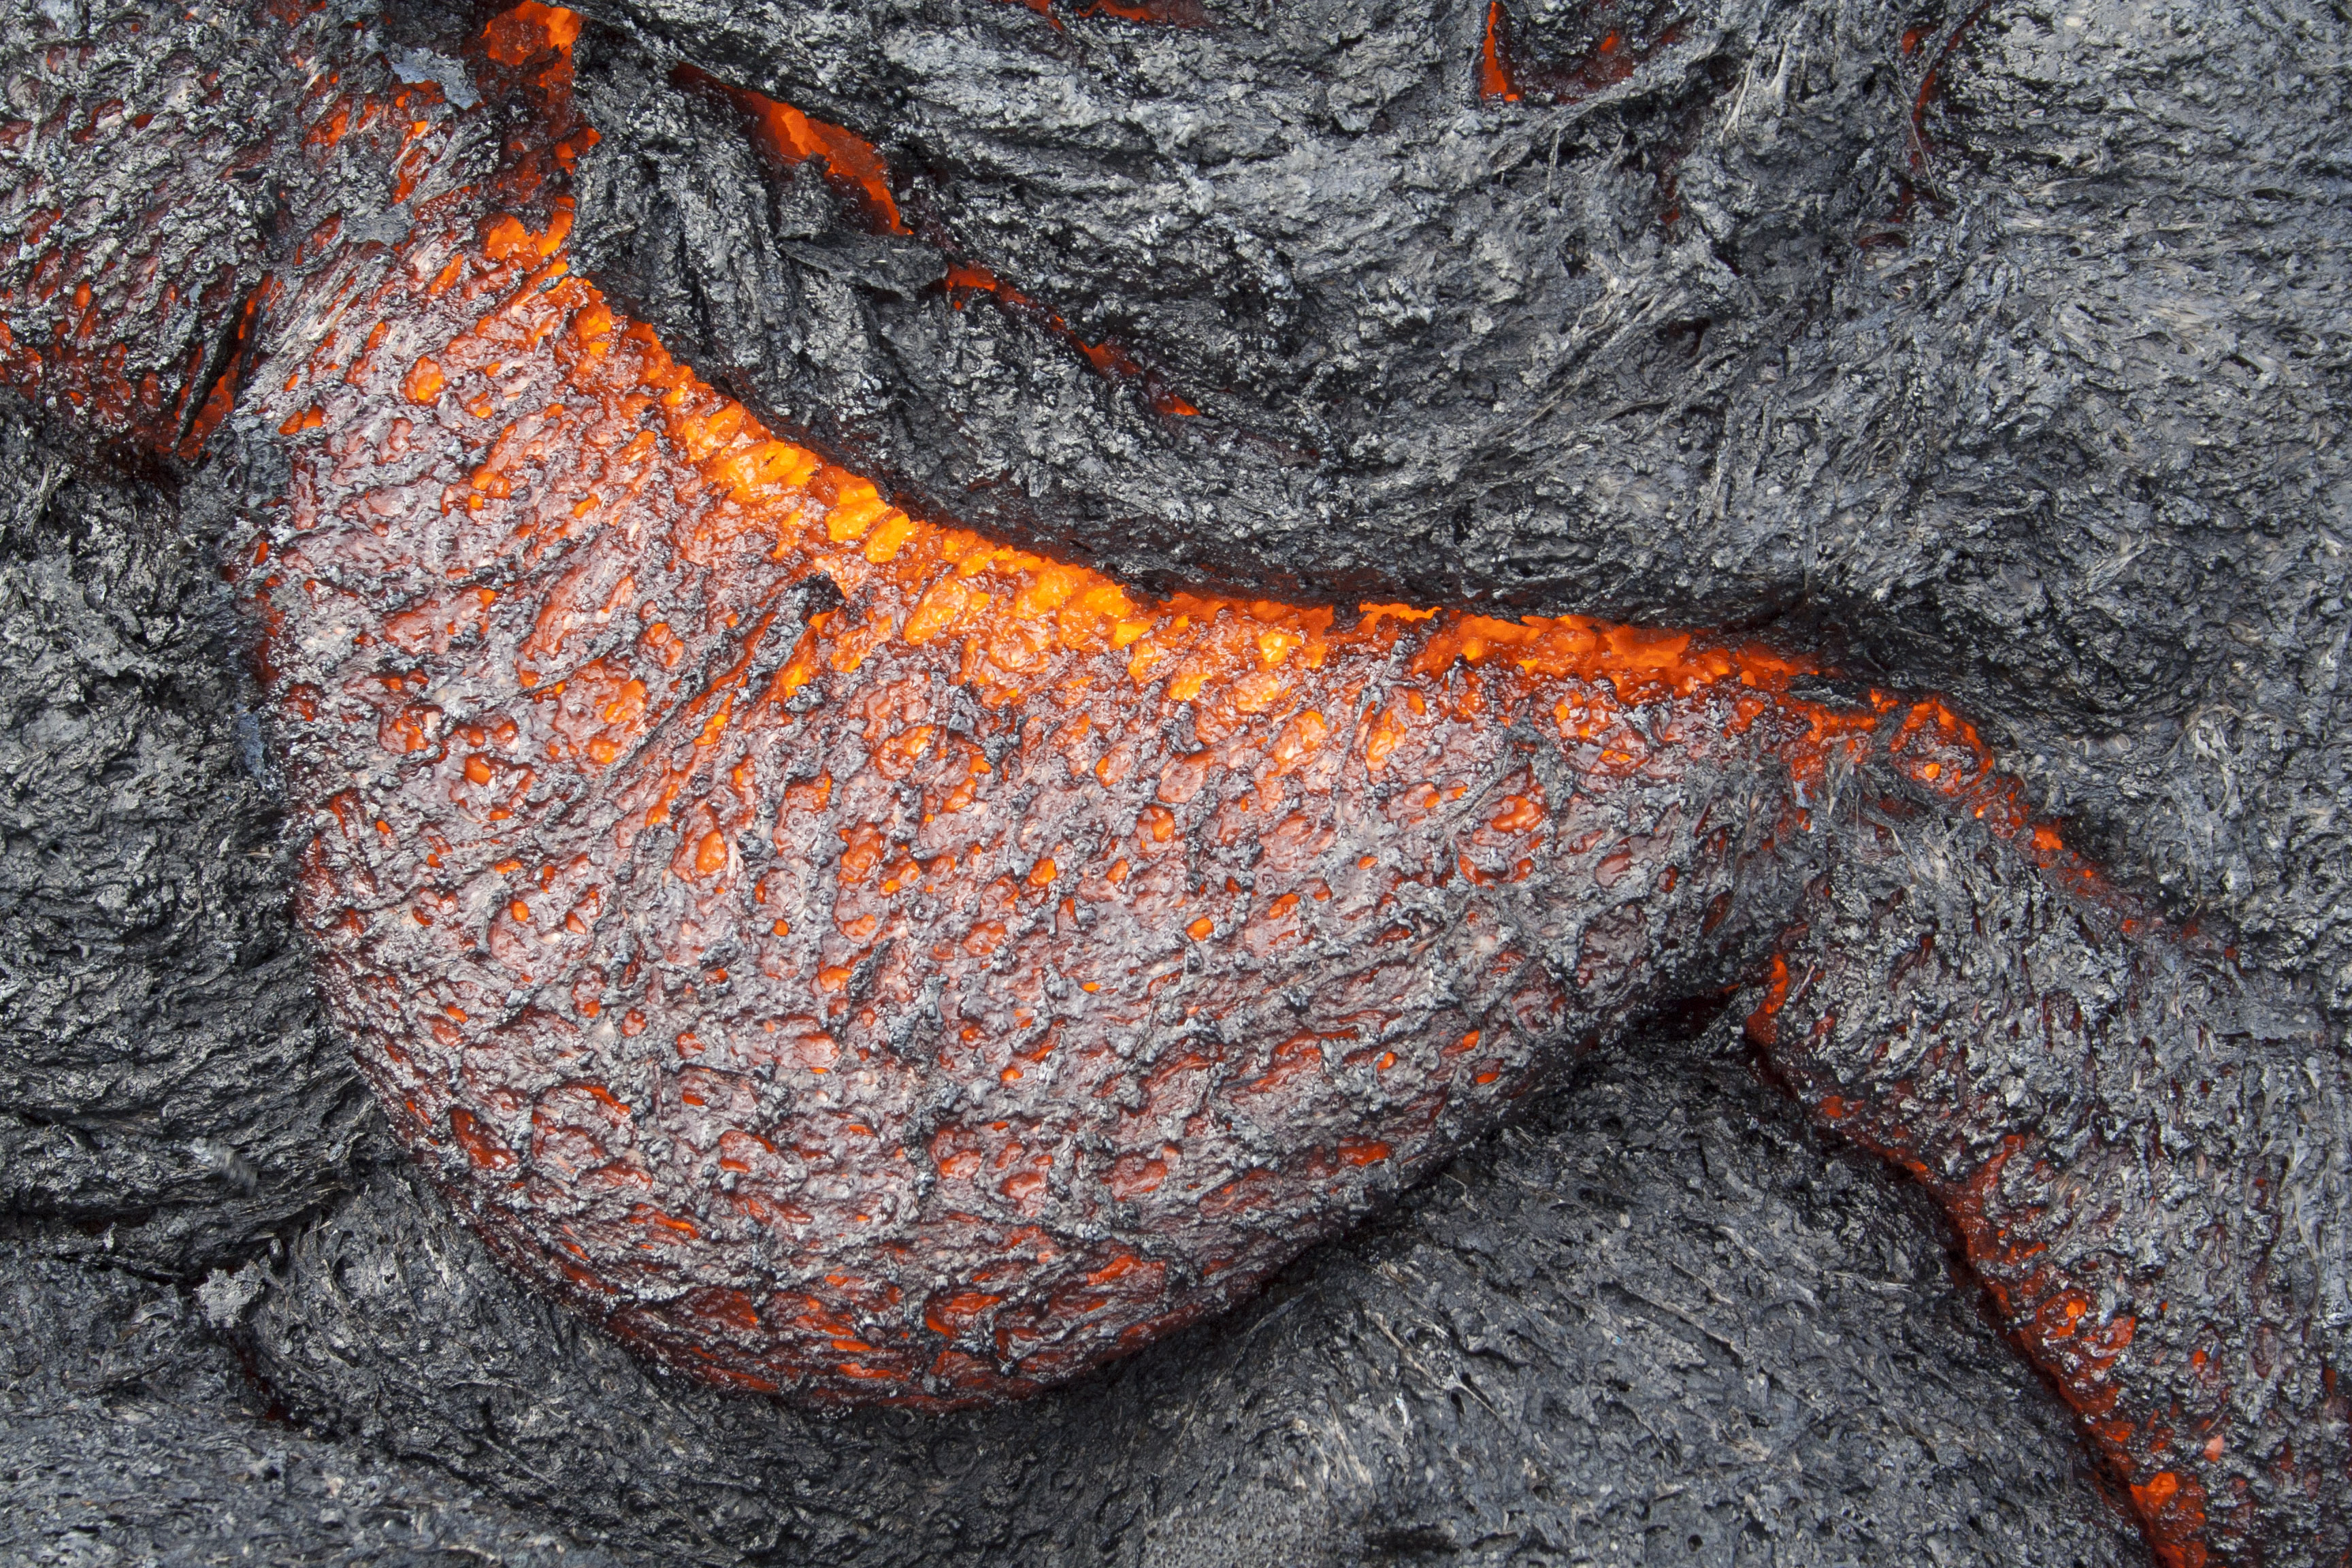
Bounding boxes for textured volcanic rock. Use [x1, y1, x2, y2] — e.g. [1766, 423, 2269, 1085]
[217, 105, 2347, 1548]
[233, 1030, 2140, 1567]
[1755, 787, 2352, 1563]
[0, 0, 383, 1278]
[1, 345, 2145, 1567]
[0, 1238, 623, 1567]
[0, 0, 288, 459]
[63, 1, 2351, 1554]
[0, 418, 368, 1277]
[1, 0, 2349, 1565]
[559, 0, 2352, 1017]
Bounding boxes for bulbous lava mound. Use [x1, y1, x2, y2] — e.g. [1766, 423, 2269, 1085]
[242, 18, 1858, 1407]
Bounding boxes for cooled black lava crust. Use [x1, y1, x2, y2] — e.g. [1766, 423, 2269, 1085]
[1, 1, 2347, 1565]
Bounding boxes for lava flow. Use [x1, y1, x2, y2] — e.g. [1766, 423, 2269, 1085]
[3, 5, 2345, 1564]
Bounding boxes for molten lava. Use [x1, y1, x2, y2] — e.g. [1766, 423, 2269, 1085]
[4, 5, 2346, 1563]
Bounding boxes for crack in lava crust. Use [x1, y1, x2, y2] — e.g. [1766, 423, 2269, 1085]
[6, 7, 2349, 1563]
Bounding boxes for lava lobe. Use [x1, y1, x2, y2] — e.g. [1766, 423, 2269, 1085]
[4, 6, 2347, 1564]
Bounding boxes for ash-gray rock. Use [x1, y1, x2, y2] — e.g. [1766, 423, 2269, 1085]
[3, 0, 2347, 1562]
[0, 421, 370, 1277]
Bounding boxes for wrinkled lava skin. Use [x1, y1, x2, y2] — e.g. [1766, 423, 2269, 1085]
[3, 7, 2347, 1565]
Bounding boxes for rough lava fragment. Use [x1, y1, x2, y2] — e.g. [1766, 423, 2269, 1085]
[3, 7, 2347, 1565]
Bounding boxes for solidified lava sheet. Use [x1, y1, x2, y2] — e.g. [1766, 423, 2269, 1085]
[3, 3, 2348, 1565]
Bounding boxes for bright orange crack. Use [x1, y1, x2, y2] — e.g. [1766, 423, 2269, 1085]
[1478, 1, 1683, 105]
[674, 64, 907, 235]
[1481, 2, 1521, 101]
[666, 66, 1198, 419]
[993, 0, 1211, 24]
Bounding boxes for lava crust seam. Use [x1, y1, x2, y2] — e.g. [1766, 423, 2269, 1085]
[2, 6, 2347, 1565]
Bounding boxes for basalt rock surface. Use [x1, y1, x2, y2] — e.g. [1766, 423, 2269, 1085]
[562, 0, 2352, 1016]
[233, 1030, 2140, 1567]
[0, 388, 2146, 1568]
[1, 0, 2347, 1565]
[1, 1235, 621, 1567]
[0, 419, 368, 1278]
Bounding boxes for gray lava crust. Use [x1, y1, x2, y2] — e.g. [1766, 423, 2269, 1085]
[3, 0, 2348, 1562]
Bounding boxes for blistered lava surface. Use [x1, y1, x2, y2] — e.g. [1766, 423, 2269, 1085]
[148, 0, 1899, 1409]
[6, 7, 2349, 1561]
[246, 204, 1848, 1403]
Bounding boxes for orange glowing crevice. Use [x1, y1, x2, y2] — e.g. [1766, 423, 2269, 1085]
[677, 68, 1196, 418]
[177, 282, 267, 458]
[1479, 3, 1682, 106]
[1075, 0, 1212, 23]
[1480, 2, 1520, 101]
[942, 265, 1196, 416]
[1862, 0, 1992, 251]
[1765, 1026, 2218, 1567]
[1908, 1, 1992, 162]
[483, 1, 581, 66]
[993, 0, 1211, 23]
[674, 65, 909, 235]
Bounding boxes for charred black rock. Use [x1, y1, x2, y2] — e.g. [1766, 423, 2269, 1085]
[0, 421, 368, 1277]
[0, 1237, 625, 1565]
